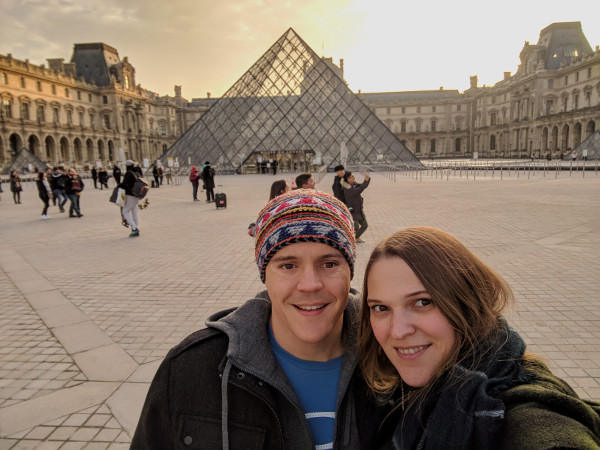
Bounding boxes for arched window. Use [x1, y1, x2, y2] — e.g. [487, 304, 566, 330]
[490, 135, 496, 150]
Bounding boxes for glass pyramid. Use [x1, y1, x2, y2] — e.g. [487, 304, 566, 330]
[162, 28, 422, 172]
[565, 131, 600, 160]
[2, 148, 50, 175]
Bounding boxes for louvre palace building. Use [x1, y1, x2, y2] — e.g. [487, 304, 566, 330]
[0, 21, 598, 173]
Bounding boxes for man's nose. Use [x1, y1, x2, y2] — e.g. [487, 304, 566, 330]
[297, 267, 324, 291]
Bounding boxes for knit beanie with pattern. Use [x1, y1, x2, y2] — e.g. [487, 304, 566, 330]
[254, 189, 356, 282]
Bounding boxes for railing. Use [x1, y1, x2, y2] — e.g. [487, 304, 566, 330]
[349, 159, 598, 182]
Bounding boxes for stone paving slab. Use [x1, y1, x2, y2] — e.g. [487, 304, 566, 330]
[0, 168, 598, 448]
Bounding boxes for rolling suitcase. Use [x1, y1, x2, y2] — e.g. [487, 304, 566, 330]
[215, 185, 227, 209]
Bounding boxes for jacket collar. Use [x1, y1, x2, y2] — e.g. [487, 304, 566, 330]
[206, 288, 361, 399]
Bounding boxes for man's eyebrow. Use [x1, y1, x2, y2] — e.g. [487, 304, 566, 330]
[270, 253, 344, 262]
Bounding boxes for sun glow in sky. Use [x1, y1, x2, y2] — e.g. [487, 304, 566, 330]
[2, 0, 599, 99]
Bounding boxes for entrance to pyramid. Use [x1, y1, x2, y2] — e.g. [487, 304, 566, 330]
[245, 150, 315, 174]
[161, 28, 421, 172]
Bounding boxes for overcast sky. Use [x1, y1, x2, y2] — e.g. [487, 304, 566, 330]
[2, 0, 599, 99]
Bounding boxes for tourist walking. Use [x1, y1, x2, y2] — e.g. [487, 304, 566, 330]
[91, 166, 98, 189]
[121, 160, 140, 237]
[9, 171, 22, 204]
[342, 171, 370, 243]
[98, 166, 109, 190]
[164, 166, 172, 185]
[189, 166, 200, 201]
[152, 163, 160, 188]
[36, 172, 53, 219]
[202, 161, 215, 202]
[51, 167, 68, 213]
[65, 168, 84, 217]
[112, 164, 122, 186]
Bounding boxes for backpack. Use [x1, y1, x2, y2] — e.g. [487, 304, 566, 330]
[132, 175, 149, 199]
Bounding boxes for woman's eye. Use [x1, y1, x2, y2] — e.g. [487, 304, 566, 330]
[370, 305, 388, 312]
[415, 299, 432, 307]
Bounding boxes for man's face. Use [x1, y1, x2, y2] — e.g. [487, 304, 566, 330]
[265, 241, 351, 361]
[347, 174, 356, 184]
[336, 169, 345, 177]
[303, 176, 315, 189]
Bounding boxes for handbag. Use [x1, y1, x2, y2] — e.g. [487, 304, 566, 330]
[109, 186, 119, 203]
[115, 188, 126, 207]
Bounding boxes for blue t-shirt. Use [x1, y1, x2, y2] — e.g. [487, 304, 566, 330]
[269, 326, 343, 450]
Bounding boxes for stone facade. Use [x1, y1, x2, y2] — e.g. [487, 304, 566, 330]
[0, 43, 208, 171]
[2, 22, 598, 171]
[360, 22, 599, 159]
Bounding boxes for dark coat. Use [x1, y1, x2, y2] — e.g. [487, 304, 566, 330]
[202, 165, 215, 190]
[121, 167, 137, 196]
[131, 291, 382, 449]
[112, 166, 122, 183]
[64, 175, 84, 195]
[332, 176, 345, 203]
[36, 179, 51, 202]
[343, 179, 370, 220]
[10, 174, 22, 193]
[98, 169, 108, 184]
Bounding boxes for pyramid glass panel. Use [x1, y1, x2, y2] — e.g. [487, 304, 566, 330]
[161, 28, 422, 171]
[564, 131, 600, 160]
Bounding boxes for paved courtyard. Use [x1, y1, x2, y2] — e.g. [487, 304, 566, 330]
[0, 168, 599, 449]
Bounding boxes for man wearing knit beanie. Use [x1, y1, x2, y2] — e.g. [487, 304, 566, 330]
[133, 190, 371, 449]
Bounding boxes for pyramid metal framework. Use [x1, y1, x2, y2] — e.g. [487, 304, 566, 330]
[161, 28, 421, 171]
[2, 147, 50, 175]
[564, 130, 600, 160]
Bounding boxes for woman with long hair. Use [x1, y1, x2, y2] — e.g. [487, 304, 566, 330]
[358, 226, 600, 449]
[9, 170, 22, 204]
[269, 179, 290, 200]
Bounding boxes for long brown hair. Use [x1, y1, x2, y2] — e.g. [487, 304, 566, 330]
[358, 226, 513, 408]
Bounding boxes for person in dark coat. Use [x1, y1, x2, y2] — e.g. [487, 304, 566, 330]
[152, 164, 160, 188]
[91, 166, 98, 189]
[64, 168, 84, 217]
[342, 171, 370, 243]
[112, 165, 122, 186]
[201, 161, 215, 202]
[120, 160, 140, 236]
[332, 164, 346, 204]
[9, 171, 23, 204]
[36, 172, 53, 219]
[98, 167, 109, 190]
[131, 190, 377, 449]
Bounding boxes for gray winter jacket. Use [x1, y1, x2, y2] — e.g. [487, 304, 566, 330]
[131, 289, 365, 449]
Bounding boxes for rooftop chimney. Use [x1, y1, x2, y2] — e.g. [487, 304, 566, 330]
[207, 92, 211, 99]
[504, 71, 511, 80]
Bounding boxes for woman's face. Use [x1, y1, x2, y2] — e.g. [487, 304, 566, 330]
[366, 256, 456, 387]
